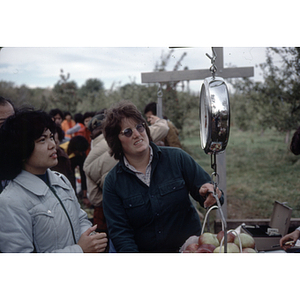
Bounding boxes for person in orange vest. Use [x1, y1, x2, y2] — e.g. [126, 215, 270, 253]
[66, 113, 86, 137]
[61, 112, 76, 140]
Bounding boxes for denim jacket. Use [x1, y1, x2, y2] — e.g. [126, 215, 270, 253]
[103, 142, 224, 253]
[0, 169, 91, 253]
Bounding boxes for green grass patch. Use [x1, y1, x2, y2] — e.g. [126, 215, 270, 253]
[182, 126, 300, 219]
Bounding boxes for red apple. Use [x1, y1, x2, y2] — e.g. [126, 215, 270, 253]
[216, 230, 236, 244]
[213, 243, 240, 253]
[234, 233, 255, 249]
[242, 248, 257, 253]
[185, 243, 199, 253]
[195, 244, 216, 253]
[198, 232, 219, 248]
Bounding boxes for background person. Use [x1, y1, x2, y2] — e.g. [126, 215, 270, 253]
[0, 96, 15, 128]
[61, 111, 76, 140]
[82, 112, 94, 155]
[0, 108, 107, 252]
[67, 135, 90, 207]
[49, 108, 64, 127]
[50, 124, 76, 191]
[280, 126, 300, 251]
[144, 101, 182, 148]
[83, 112, 118, 244]
[66, 113, 86, 137]
[0, 96, 16, 193]
[102, 100, 223, 253]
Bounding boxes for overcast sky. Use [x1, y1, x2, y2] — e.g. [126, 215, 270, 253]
[0, 47, 267, 94]
[2, 1, 297, 96]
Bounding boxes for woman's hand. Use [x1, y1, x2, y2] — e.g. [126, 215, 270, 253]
[280, 229, 300, 250]
[77, 225, 108, 253]
[199, 183, 222, 208]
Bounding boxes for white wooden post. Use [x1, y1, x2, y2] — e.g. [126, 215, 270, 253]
[141, 47, 254, 220]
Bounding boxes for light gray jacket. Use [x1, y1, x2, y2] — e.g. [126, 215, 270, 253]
[0, 169, 92, 253]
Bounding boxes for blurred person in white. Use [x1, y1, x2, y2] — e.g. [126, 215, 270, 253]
[83, 111, 118, 251]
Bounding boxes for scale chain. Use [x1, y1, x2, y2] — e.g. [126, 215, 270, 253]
[206, 47, 218, 79]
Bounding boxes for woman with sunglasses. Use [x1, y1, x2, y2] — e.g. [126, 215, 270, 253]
[102, 100, 224, 253]
[0, 108, 108, 253]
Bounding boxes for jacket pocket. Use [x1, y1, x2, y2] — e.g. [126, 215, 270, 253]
[31, 210, 56, 252]
[159, 179, 185, 196]
[158, 179, 189, 212]
[123, 194, 151, 228]
[123, 194, 145, 209]
[31, 210, 54, 219]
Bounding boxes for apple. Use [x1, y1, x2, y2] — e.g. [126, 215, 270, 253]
[213, 243, 240, 253]
[198, 232, 219, 248]
[216, 230, 236, 244]
[234, 233, 255, 249]
[185, 243, 199, 253]
[196, 244, 216, 253]
[242, 247, 257, 253]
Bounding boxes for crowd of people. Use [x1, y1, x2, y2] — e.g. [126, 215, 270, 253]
[0, 97, 195, 253]
[1, 94, 299, 253]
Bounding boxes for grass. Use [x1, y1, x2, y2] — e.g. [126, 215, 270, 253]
[181, 126, 300, 220]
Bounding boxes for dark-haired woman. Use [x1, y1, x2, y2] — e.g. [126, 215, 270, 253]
[0, 109, 107, 253]
[102, 100, 224, 253]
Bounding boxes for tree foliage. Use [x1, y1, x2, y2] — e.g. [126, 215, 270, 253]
[51, 69, 79, 113]
[149, 49, 192, 130]
[232, 47, 300, 139]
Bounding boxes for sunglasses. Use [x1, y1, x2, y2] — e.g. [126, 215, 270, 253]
[120, 123, 145, 138]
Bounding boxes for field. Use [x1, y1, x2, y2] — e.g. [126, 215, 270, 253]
[181, 126, 300, 220]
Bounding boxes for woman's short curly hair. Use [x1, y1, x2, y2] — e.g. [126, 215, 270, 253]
[0, 108, 56, 180]
[102, 100, 152, 160]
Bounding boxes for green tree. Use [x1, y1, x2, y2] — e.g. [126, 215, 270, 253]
[51, 69, 78, 113]
[0, 81, 20, 105]
[151, 49, 190, 130]
[233, 47, 300, 141]
[76, 78, 106, 112]
[78, 78, 104, 98]
[0, 81, 53, 110]
[118, 82, 157, 112]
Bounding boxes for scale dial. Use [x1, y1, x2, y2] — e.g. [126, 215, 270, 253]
[199, 77, 230, 154]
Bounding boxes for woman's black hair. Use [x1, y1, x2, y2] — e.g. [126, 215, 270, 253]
[55, 123, 65, 142]
[49, 108, 63, 119]
[74, 113, 84, 124]
[67, 135, 89, 156]
[0, 108, 56, 180]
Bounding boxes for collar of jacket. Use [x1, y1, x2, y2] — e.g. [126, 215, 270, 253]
[117, 141, 161, 174]
[13, 169, 70, 196]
